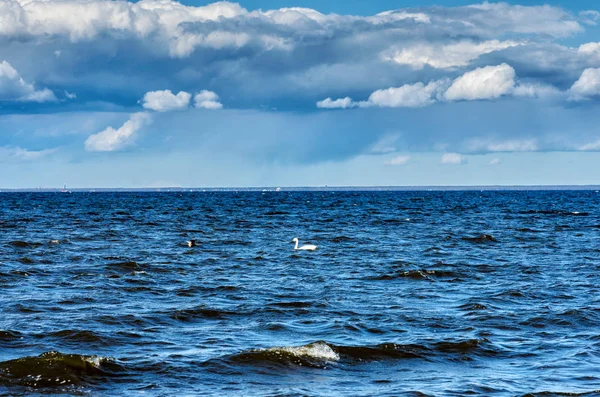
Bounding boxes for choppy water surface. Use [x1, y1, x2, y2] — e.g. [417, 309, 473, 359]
[1, 190, 600, 396]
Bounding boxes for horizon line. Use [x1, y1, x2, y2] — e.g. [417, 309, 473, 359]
[2, 184, 600, 192]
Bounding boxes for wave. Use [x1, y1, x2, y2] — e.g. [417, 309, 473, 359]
[0, 351, 124, 388]
[226, 342, 339, 368]
[218, 338, 494, 369]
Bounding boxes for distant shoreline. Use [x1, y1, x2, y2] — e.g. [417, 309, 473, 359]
[1, 185, 600, 192]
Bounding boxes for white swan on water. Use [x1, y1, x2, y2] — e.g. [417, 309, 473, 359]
[292, 237, 317, 251]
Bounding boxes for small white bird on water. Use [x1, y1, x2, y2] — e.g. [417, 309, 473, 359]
[292, 237, 317, 251]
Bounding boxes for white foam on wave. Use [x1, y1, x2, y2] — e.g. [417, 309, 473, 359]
[268, 342, 340, 361]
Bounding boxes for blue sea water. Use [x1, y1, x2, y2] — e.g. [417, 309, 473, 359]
[0, 190, 599, 396]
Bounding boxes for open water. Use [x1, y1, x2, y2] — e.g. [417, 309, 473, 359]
[1, 190, 599, 396]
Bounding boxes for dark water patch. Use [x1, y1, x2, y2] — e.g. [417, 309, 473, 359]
[105, 261, 143, 272]
[431, 338, 494, 356]
[43, 330, 110, 346]
[268, 301, 315, 309]
[263, 211, 289, 216]
[458, 303, 489, 311]
[461, 234, 498, 243]
[0, 351, 125, 388]
[334, 342, 425, 361]
[169, 306, 237, 321]
[516, 228, 544, 233]
[369, 269, 460, 281]
[330, 235, 353, 243]
[7, 241, 42, 248]
[0, 330, 23, 342]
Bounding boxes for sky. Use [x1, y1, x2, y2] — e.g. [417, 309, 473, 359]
[1, 0, 600, 188]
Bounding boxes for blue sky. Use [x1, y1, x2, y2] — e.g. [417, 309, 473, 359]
[1, 0, 600, 188]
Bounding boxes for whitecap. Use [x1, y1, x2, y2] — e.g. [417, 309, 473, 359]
[268, 342, 340, 361]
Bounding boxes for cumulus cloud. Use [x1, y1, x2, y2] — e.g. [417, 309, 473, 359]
[317, 97, 356, 109]
[85, 113, 152, 152]
[577, 41, 600, 55]
[387, 40, 522, 70]
[318, 64, 562, 110]
[0, 61, 56, 102]
[141, 90, 191, 112]
[363, 80, 448, 108]
[319, 80, 448, 109]
[568, 68, 600, 100]
[440, 153, 467, 165]
[385, 155, 411, 166]
[194, 90, 223, 109]
[444, 64, 516, 101]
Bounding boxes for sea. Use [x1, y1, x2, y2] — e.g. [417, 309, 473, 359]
[1, 189, 599, 396]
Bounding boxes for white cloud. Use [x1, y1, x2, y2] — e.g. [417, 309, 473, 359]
[580, 10, 600, 26]
[0, 61, 57, 102]
[64, 90, 77, 99]
[316, 97, 356, 109]
[513, 83, 562, 98]
[568, 68, 600, 100]
[194, 90, 223, 109]
[0, 0, 582, 61]
[579, 139, 600, 151]
[364, 80, 448, 108]
[0, 146, 57, 162]
[318, 62, 564, 111]
[387, 40, 521, 70]
[488, 158, 501, 165]
[440, 153, 467, 165]
[385, 155, 411, 166]
[141, 89, 191, 112]
[318, 80, 448, 109]
[577, 41, 600, 55]
[467, 138, 538, 153]
[444, 64, 516, 101]
[467, 2, 582, 37]
[85, 112, 152, 152]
